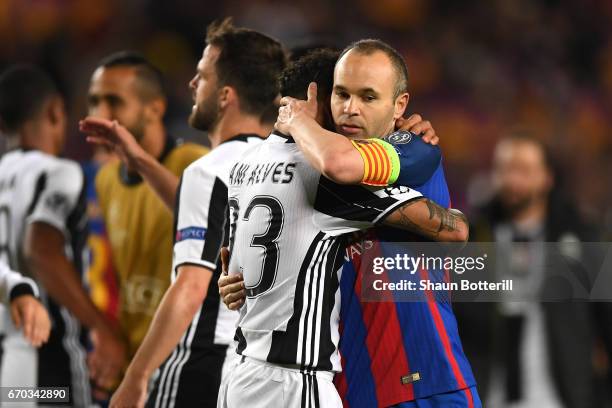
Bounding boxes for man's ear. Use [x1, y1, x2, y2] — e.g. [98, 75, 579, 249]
[219, 86, 236, 110]
[145, 97, 167, 122]
[393, 92, 409, 120]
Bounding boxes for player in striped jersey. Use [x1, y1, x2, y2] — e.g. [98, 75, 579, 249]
[276, 40, 480, 407]
[83, 20, 287, 408]
[0, 65, 126, 405]
[218, 54, 469, 408]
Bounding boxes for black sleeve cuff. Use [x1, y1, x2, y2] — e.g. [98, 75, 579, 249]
[9, 283, 36, 302]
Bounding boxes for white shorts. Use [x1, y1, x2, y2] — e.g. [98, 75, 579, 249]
[218, 356, 342, 408]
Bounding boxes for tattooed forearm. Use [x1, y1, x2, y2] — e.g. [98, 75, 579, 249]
[395, 199, 436, 235]
[425, 199, 457, 233]
[387, 198, 469, 242]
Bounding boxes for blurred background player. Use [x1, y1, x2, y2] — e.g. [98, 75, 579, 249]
[82, 19, 287, 408]
[0, 64, 125, 405]
[85, 52, 207, 369]
[458, 134, 604, 408]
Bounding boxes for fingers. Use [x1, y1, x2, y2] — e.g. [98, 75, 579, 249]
[24, 304, 36, 344]
[10, 303, 21, 329]
[218, 273, 246, 309]
[218, 274, 244, 296]
[86, 135, 116, 148]
[277, 105, 291, 124]
[397, 113, 423, 131]
[279, 96, 296, 106]
[88, 350, 121, 390]
[420, 128, 439, 145]
[409, 120, 433, 137]
[32, 307, 51, 347]
[224, 287, 246, 304]
[79, 119, 113, 135]
[81, 116, 114, 127]
[307, 82, 318, 103]
[398, 114, 439, 145]
[96, 364, 119, 390]
[228, 298, 245, 310]
[220, 247, 230, 275]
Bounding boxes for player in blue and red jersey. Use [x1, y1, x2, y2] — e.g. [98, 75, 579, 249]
[221, 44, 479, 407]
[335, 137, 477, 408]
[275, 41, 479, 408]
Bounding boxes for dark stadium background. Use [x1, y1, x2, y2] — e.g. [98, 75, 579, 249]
[0, 0, 610, 224]
[1, 0, 611, 406]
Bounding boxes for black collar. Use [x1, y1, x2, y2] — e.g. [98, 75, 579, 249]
[219, 133, 266, 146]
[119, 135, 176, 186]
[271, 130, 295, 143]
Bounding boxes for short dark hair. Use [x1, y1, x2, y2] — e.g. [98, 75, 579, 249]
[339, 39, 409, 99]
[0, 65, 59, 133]
[97, 51, 165, 101]
[279, 48, 339, 101]
[205, 18, 287, 119]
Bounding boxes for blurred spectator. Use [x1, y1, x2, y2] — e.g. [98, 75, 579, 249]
[457, 134, 605, 408]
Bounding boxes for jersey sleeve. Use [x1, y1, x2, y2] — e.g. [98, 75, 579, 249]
[314, 177, 423, 235]
[172, 163, 227, 273]
[26, 161, 85, 237]
[352, 132, 441, 187]
[0, 262, 38, 305]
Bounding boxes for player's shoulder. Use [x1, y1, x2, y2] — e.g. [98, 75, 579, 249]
[383, 130, 441, 156]
[45, 156, 84, 192]
[169, 141, 208, 162]
[164, 141, 208, 175]
[48, 156, 82, 175]
[183, 153, 215, 179]
[173, 141, 209, 157]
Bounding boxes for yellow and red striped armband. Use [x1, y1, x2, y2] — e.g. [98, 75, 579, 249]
[351, 139, 400, 186]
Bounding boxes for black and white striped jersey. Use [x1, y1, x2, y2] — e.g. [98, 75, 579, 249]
[227, 132, 422, 372]
[0, 148, 90, 406]
[170, 134, 264, 346]
[150, 134, 264, 408]
[0, 148, 87, 278]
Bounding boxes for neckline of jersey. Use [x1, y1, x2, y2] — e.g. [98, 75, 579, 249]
[270, 130, 295, 143]
[219, 133, 266, 146]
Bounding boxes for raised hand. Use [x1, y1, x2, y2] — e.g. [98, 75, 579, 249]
[275, 82, 319, 135]
[395, 114, 439, 145]
[80, 117, 146, 170]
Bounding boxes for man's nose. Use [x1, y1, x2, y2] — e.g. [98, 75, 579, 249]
[344, 97, 360, 115]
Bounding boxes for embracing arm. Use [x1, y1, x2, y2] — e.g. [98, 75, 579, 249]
[383, 198, 469, 242]
[276, 83, 439, 186]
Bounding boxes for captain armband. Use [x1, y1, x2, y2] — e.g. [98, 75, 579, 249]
[350, 139, 400, 186]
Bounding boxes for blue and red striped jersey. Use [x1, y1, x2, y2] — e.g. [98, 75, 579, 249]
[335, 140, 476, 407]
